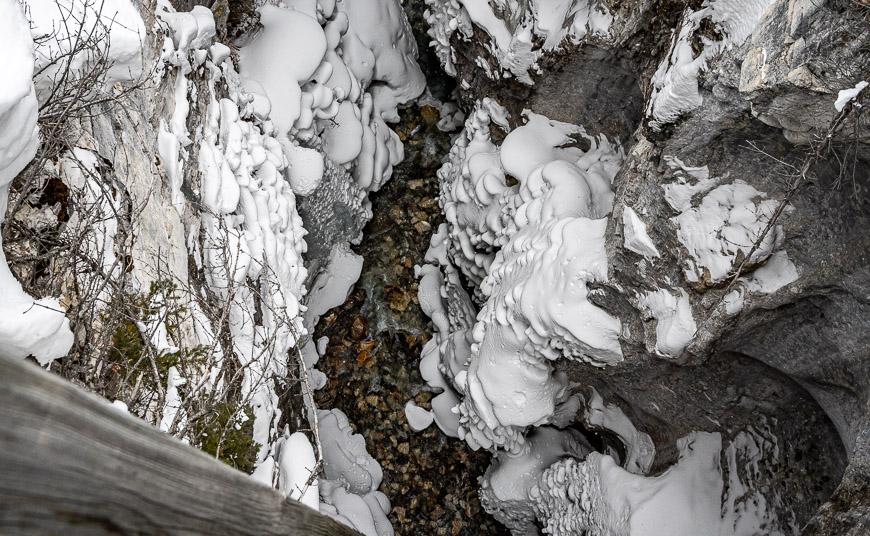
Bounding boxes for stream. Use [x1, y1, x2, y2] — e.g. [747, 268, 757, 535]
[312, 94, 508, 535]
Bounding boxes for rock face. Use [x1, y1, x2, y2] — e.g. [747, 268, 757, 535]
[2, 1, 426, 534]
[417, 0, 870, 533]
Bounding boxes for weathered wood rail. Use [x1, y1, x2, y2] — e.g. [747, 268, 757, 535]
[0, 356, 361, 535]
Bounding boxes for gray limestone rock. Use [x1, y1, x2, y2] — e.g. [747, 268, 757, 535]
[425, 0, 870, 532]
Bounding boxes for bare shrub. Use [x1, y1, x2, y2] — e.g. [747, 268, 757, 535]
[2, 0, 324, 484]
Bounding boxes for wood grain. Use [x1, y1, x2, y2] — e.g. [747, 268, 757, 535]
[0, 356, 360, 535]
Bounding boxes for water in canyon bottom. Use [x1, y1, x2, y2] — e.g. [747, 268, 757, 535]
[313, 102, 509, 536]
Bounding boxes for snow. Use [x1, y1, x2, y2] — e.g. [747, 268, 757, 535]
[2, 2, 425, 532]
[568, 0, 614, 42]
[673, 180, 782, 285]
[721, 249, 798, 315]
[404, 400, 435, 432]
[316, 336, 330, 356]
[318, 408, 393, 536]
[0, 0, 74, 365]
[204, 89, 309, 483]
[484, 426, 591, 519]
[458, 0, 513, 52]
[665, 156, 791, 286]
[460, 113, 624, 451]
[583, 388, 655, 474]
[25, 0, 147, 96]
[155, 2, 217, 213]
[720, 426, 791, 534]
[431, 388, 462, 437]
[0, 4, 40, 187]
[414, 230, 471, 420]
[529, 432, 724, 534]
[284, 143, 325, 196]
[647, 1, 775, 128]
[156, 3, 215, 68]
[233, 6, 423, 532]
[158, 366, 186, 433]
[322, 102, 364, 164]
[646, 12, 707, 130]
[240, 5, 326, 135]
[320, 482, 392, 536]
[0, 1, 817, 533]
[436, 101, 466, 132]
[834, 80, 868, 112]
[532, 429, 786, 534]
[164, 73, 190, 211]
[745, 249, 798, 293]
[240, 0, 424, 196]
[278, 431, 320, 510]
[417, 101, 625, 454]
[305, 244, 364, 330]
[622, 206, 660, 258]
[598, 431, 725, 535]
[663, 156, 719, 212]
[637, 288, 697, 358]
[339, 0, 426, 110]
[318, 409, 383, 494]
[418, 93, 466, 132]
[428, 0, 613, 84]
[724, 288, 745, 315]
[696, 0, 776, 47]
[157, 5, 316, 497]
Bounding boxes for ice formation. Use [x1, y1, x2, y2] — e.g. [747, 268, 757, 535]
[646, 11, 710, 130]
[318, 408, 393, 536]
[417, 100, 625, 455]
[722, 248, 799, 316]
[424, 0, 613, 83]
[1, 0, 840, 532]
[465, 427, 787, 535]
[636, 288, 697, 358]
[277, 430, 320, 510]
[0, 0, 74, 364]
[621, 206, 660, 259]
[476, 412, 783, 534]
[239, 0, 425, 194]
[530, 432, 724, 535]
[479, 426, 593, 533]
[158, 366, 187, 433]
[150, 2, 312, 489]
[237, 13, 427, 523]
[305, 244, 364, 330]
[404, 400, 435, 431]
[673, 180, 782, 285]
[744, 249, 798, 293]
[647, 0, 776, 129]
[582, 388, 655, 475]
[664, 156, 793, 288]
[156, 3, 215, 210]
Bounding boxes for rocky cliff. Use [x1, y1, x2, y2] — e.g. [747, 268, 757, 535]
[416, 0, 870, 533]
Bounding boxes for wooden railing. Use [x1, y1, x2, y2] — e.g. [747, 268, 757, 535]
[0, 356, 360, 535]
